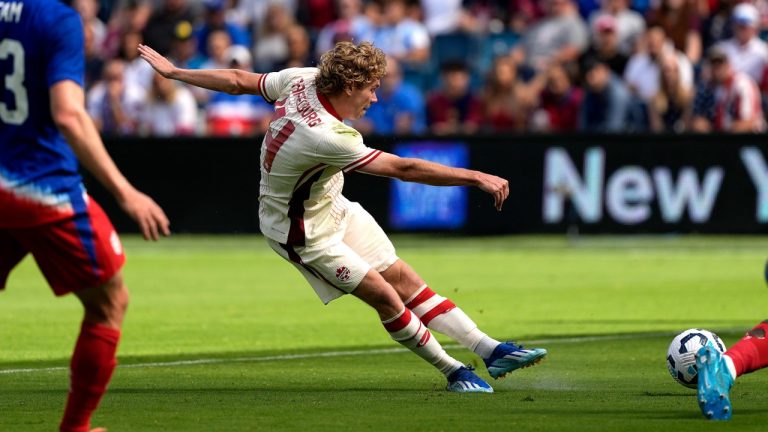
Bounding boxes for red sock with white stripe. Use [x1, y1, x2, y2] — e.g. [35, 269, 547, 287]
[60, 321, 120, 432]
[382, 308, 463, 376]
[405, 285, 500, 359]
[724, 320, 768, 379]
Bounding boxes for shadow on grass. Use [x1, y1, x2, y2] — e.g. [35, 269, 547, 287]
[0, 328, 752, 373]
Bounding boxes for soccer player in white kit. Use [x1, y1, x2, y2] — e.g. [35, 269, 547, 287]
[139, 41, 547, 392]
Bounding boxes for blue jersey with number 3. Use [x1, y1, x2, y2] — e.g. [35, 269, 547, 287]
[0, 0, 86, 226]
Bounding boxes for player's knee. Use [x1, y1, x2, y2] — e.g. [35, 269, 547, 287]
[104, 275, 129, 321]
[79, 274, 129, 327]
[358, 286, 402, 318]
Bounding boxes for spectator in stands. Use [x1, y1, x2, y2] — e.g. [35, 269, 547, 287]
[315, 0, 374, 57]
[647, 51, 693, 132]
[84, 23, 104, 92]
[118, 31, 154, 89]
[427, 61, 483, 135]
[200, 29, 233, 70]
[708, 46, 766, 132]
[75, 0, 107, 59]
[194, 0, 251, 58]
[169, 20, 206, 70]
[689, 60, 716, 132]
[701, 0, 737, 50]
[580, 14, 630, 77]
[139, 72, 198, 136]
[578, 55, 633, 132]
[646, 0, 703, 64]
[370, 0, 431, 66]
[87, 59, 147, 135]
[587, 0, 645, 55]
[512, 0, 589, 74]
[354, 56, 426, 135]
[192, 29, 235, 106]
[296, 0, 337, 33]
[420, 0, 477, 36]
[713, 3, 768, 82]
[205, 46, 274, 136]
[531, 62, 584, 132]
[463, 0, 545, 34]
[480, 56, 534, 132]
[253, 3, 296, 71]
[102, 0, 152, 59]
[624, 25, 693, 104]
[275, 25, 313, 69]
[143, 0, 195, 56]
[228, 0, 299, 35]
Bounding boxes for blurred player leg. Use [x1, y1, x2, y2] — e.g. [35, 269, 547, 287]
[60, 275, 127, 432]
[11, 198, 128, 432]
[724, 320, 768, 378]
[0, 229, 28, 292]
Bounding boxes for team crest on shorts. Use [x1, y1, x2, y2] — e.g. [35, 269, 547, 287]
[335, 266, 351, 282]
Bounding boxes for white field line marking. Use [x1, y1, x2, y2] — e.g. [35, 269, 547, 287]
[0, 331, 687, 376]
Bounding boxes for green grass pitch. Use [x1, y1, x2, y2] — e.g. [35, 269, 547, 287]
[1, 235, 767, 431]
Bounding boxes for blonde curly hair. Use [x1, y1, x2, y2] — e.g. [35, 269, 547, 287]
[316, 41, 387, 96]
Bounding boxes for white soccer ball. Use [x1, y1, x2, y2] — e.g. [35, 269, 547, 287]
[666, 328, 726, 389]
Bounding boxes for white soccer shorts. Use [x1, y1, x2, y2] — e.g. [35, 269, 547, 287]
[266, 202, 399, 304]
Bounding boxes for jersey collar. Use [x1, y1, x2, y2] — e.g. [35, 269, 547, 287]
[317, 92, 343, 121]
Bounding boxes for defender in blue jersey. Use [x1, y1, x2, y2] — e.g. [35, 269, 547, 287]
[0, 1, 169, 431]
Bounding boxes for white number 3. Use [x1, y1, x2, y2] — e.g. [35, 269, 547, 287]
[0, 39, 28, 125]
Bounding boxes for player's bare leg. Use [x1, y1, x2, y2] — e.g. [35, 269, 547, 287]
[59, 274, 128, 432]
[353, 269, 492, 392]
[381, 259, 547, 378]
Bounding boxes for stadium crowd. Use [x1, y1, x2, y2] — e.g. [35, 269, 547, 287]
[78, 0, 768, 136]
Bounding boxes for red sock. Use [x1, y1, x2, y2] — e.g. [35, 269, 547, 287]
[724, 320, 768, 377]
[59, 322, 120, 432]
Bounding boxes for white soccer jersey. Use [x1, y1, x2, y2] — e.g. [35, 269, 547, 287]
[256, 68, 382, 246]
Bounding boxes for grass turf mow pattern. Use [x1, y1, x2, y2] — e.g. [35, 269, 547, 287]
[1, 235, 767, 431]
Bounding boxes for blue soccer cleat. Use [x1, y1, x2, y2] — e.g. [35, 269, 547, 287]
[696, 341, 734, 420]
[446, 366, 494, 393]
[483, 341, 547, 379]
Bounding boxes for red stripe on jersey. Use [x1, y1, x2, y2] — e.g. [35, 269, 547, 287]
[383, 308, 413, 332]
[294, 164, 326, 190]
[420, 300, 456, 326]
[263, 120, 296, 173]
[405, 287, 436, 310]
[259, 73, 273, 103]
[286, 168, 325, 246]
[317, 91, 342, 121]
[348, 150, 382, 172]
[342, 150, 382, 173]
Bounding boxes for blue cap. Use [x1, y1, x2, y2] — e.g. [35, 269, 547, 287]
[204, 0, 225, 11]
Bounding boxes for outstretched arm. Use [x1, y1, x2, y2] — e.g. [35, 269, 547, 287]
[359, 152, 509, 211]
[50, 80, 170, 240]
[137, 44, 264, 96]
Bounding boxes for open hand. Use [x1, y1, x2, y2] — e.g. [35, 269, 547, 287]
[137, 44, 176, 78]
